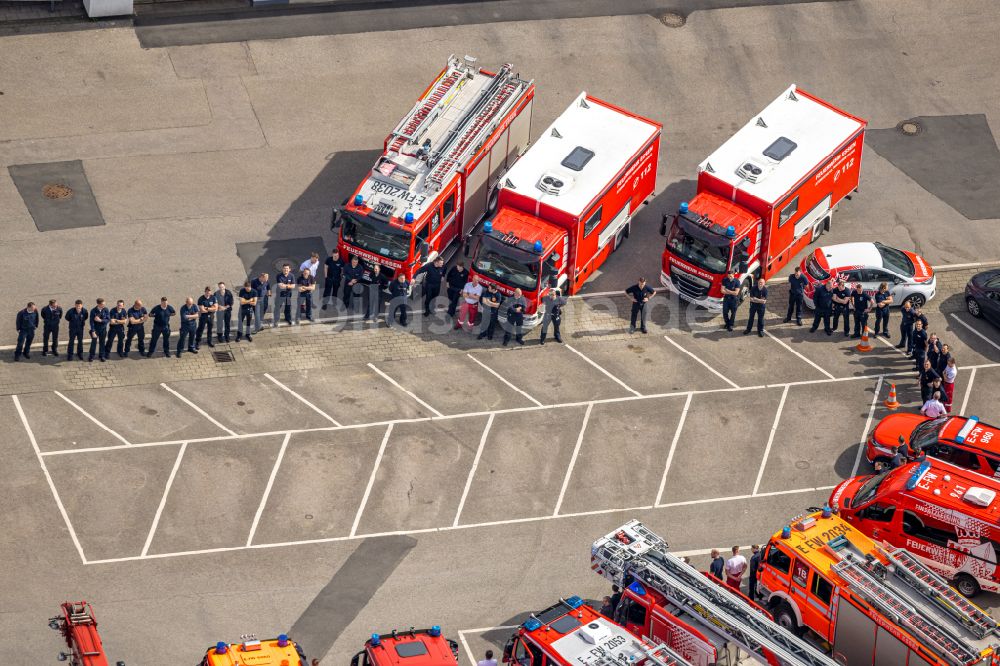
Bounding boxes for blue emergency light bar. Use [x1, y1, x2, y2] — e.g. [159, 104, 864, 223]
[628, 581, 647, 597]
[522, 618, 542, 632]
[354, 195, 364, 206]
[906, 460, 932, 490]
[565, 596, 584, 609]
[955, 416, 980, 444]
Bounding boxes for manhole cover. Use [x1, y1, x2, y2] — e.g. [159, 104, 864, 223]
[212, 350, 235, 363]
[657, 12, 686, 27]
[795, 460, 811, 470]
[897, 119, 922, 136]
[42, 183, 74, 200]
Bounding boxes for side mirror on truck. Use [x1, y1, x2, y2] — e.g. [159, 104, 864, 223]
[331, 208, 343, 230]
[418, 240, 430, 261]
[502, 639, 514, 664]
[547, 253, 561, 269]
[660, 213, 670, 237]
[738, 261, 749, 273]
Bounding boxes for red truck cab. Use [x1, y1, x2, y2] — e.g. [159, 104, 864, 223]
[660, 84, 866, 309]
[352, 627, 459, 666]
[470, 92, 661, 326]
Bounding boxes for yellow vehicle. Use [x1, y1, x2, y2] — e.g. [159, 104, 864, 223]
[200, 634, 307, 666]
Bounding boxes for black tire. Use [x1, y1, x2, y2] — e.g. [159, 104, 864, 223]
[967, 297, 984, 318]
[955, 573, 980, 598]
[487, 187, 499, 215]
[903, 293, 926, 308]
[774, 603, 800, 634]
[613, 223, 630, 252]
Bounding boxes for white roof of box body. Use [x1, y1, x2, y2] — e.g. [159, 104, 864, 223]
[501, 92, 660, 218]
[549, 617, 652, 665]
[699, 85, 864, 205]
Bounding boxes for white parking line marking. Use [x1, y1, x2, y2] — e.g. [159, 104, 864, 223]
[753, 385, 791, 496]
[764, 331, 835, 379]
[959, 367, 977, 416]
[950, 313, 1000, 353]
[160, 383, 238, 436]
[54, 391, 132, 446]
[457, 627, 519, 666]
[13, 395, 88, 565]
[466, 354, 543, 407]
[453, 414, 495, 527]
[367, 363, 445, 417]
[564, 344, 642, 396]
[658, 485, 837, 509]
[654, 392, 694, 506]
[873, 334, 908, 356]
[850, 375, 885, 478]
[553, 402, 594, 516]
[264, 373, 343, 426]
[142, 442, 187, 557]
[246, 432, 291, 548]
[350, 423, 393, 538]
[662, 335, 740, 389]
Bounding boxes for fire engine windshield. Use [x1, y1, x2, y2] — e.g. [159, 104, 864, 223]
[342, 212, 412, 261]
[911, 416, 949, 452]
[475, 236, 540, 290]
[666, 222, 731, 274]
[852, 472, 892, 508]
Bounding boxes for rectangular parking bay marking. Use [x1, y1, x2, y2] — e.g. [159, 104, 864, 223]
[959, 367, 978, 416]
[350, 423, 394, 538]
[654, 392, 694, 506]
[764, 331, 835, 379]
[246, 432, 292, 547]
[142, 442, 187, 557]
[367, 363, 444, 417]
[12, 395, 88, 565]
[457, 627, 519, 666]
[263, 373, 342, 426]
[453, 414, 496, 527]
[160, 383, 238, 436]
[564, 344, 641, 396]
[466, 354, 542, 406]
[553, 402, 594, 516]
[53, 391, 132, 446]
[752, 384, 790, 496]
[950, 313, 1000, 353]
[662, 335, 740, 389]
[850, 375, 885, 478]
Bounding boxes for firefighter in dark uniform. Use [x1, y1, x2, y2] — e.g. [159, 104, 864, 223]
[784, 266, 807, 325]
[809, 279, 832, 335]
[477, 282, 504, 341]
[236, 282, 257, 342]
[40, 299, 62, 357]
[387, 273, 411, 327]
[125, 299, 148, 357]
[65, 300, 88, 361]
[851, 283, 872, 339]
[177, 297, 200, 356]
[14, 302, 39, 361]
[342, 256, 364, 313]
[743, 278, 768, 337]
[911, 320, 929, 372]
[196, 287, 218, 346]
[251, 272, 270, 333]
[539, 287, 566, 345]
[720, 269, 741, 332]
[415, 256, 446, 316]
[898, 301, 915, 352]
[445, 261, 468, 318]
[106, 300, 128, 357]
[322, 249, 344, 310]
[830, 277, 851, 337]
[147, 297, 175, 357]
[215, 282, 234, 343]
[274, 264, 295, 326]
[88, 298, 110, 362]
[502, 288, 527, 346]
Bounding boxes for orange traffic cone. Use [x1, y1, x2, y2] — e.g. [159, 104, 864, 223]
[856, 326, 873, 352]
[884, 383, 900, 409]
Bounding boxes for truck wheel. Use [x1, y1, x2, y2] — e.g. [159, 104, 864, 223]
[613, 223, 630, 252]
[810, 217, 828, 242]
[774, 604, 801, 635]
[955, 574, 980, 598]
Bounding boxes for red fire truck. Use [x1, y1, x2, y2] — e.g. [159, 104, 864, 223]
[659, 84, 866, 309]
[334, 54, 534, 283]
[49, 602, 121, 666]
[467, 92, 661, 326]
[351, 626, 459, 666]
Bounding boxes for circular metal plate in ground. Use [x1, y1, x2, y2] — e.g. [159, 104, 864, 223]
[42, 183, 74, 200]
[897, 119, 922, 136]
[658, 12, 686, 27]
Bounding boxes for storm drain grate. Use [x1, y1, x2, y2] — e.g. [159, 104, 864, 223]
[42, 183, 74, 199]
[897, 119, 923, 136]
[657, 12, 686, 27]
[212, 350, 235, 363]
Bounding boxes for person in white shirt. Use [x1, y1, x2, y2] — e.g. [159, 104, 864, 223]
[457, 276, 483, 333]
[942, 357, 958, 413]
[300, 252, 320, 283]
[477, 650, 498, 666]
[921, 391, 947, 418]
[724, 545, 748, 590]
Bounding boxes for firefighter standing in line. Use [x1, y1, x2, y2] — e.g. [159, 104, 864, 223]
[65, 300, 88, 361]
[362, 264, 384, 321]
[215, 282, 234, 343]
[322, 249, 343, 310]
[720, 269, 741, 332]
[251, 272, 270, 333]
[196, 287, 218, 347]
[125, 299, 148, 357]
[40, 299, 62, 357]
[502, 288, 527, 346]
[342, 256, 364, 312]
[911, 319, 929, 372]
[743, 278, 768, 336]
[274, 264, 296, 326]
[625, 277, 654, 334]
[539, 287, 566, 345]
[830, 277, 852, 337]
[387, 272, 411, 327]
[809, 278, 832, 335]
[873, 282, 893, 336]
[14, 302, 38, 361]
[88, 297, 110, 362]
[236, 281, 257, 342]
[784, 266, 807, 325]
[851, 282, 872, 339]
[477, 282, 502, 340]
[898, 300, 915, 351]
[147, 297, 175, 357]
[297, 267, 317, 323]
[415, 256, 446, 316]
[176, 297, 200, 356]
[445, 260, 468, 318]
[106, 300, 128, 357]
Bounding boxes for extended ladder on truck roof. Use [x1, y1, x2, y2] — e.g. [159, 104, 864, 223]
[592, 521, 837, 666]
[831, 546, 998, 666]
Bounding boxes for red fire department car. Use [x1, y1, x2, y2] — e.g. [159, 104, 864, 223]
[351, 626, 459, 666]
[335, 54, 534, 282]
[660, 84, 866, 308]
[866, 414, 1000, 477]
[832, 458, 1000, 597]
[468, 92, 661, 325]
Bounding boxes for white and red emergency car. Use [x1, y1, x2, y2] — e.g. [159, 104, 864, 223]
[867, 414, 1000, 477]
[335, 55, 534, 282]
[468, 92, 661, 326]
[660, 85, 866, 309]
[800, 242, 936, 308]
[832, 457, 1000, 597]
